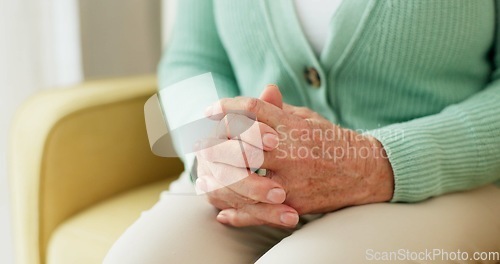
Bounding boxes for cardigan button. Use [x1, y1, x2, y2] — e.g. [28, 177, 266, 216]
[304, 67, 321, 88]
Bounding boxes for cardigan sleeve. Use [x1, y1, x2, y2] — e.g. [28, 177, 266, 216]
[366, 5, 500, 203]
[157, 0, 239, 170]
[158, 0, 239, 97]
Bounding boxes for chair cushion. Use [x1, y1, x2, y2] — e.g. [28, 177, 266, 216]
[46, 179, 173, 264]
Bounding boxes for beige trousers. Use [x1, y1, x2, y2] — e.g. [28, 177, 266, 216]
[104, 172, 500, 264]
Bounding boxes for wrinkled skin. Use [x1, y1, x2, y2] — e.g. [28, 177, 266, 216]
[195, 85, 394, 228]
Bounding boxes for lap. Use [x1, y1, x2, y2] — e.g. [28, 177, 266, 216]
[105, 171, 500, 264]
[257, 185, 500, 263]
[103, 172, 295, 264]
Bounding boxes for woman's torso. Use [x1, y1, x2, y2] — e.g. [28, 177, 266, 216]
[213, 0, 495, 129]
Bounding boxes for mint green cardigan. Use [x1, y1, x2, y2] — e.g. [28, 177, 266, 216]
[158, 0, 500, 203]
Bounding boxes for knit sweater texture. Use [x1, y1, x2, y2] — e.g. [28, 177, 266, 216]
[158, 0, 500, 202]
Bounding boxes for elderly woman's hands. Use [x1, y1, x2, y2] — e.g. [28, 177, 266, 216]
[194, 85, 301, 228]
[196, 85, 394, 228]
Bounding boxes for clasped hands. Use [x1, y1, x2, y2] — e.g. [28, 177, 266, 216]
[195, 85, 394, 228]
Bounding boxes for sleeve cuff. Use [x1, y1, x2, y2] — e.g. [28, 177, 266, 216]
[365, 106, 480, 203]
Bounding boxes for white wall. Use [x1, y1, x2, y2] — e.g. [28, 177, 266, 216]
[162, 0, 177, 47]
[0, 0, 82, 263]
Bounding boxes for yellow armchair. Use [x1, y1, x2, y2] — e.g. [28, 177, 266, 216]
[9, 76, 184, 264]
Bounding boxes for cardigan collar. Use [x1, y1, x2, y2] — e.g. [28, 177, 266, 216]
[260, 0, 376, 121]
[260, 0, 376, 74]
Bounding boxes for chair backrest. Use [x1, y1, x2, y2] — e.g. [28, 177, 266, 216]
[10, 76, 183, 264]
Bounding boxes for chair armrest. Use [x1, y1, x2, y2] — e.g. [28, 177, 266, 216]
[9, 75, 184, 264]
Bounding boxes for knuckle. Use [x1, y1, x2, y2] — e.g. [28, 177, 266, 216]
[246, 187, 263, 202]
[303, 118, 316, 128]
[243, 98, 260, 114]
[298, 106, 309, 112]
[231, 201, 245, 209]
[216, 119, 229, 137]
[218, 98, 229, 114]
[296, 107, 310, 115]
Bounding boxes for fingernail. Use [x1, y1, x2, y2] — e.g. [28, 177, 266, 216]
[280, 212, 299, 226]
[217, 212, 229, 224]
[267, 188, 286, 204]
[263, 133, 279, 149]
[205, 106, 213, 117]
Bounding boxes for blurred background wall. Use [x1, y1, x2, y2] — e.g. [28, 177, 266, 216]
[0, 0, 174, 262]
[79, 0, 162, 79]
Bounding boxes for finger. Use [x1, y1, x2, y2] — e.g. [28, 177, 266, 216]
[282, 103, 297, 115]
[198, 176, 251, 210]
[199, 174, 257, 210]
[199, 138, 260, 169]
[206, 97, 283, 129]
[217, 204, 299, 228]
[194, 157, 216, 195]
[259, 84, 283, 109]
[283, 103, 329, 122]
[215, 113, 255, 139]
[195, 177, 233, 210]
[198, 138, 275, 170]
[215, 116, 279, 151]
[206, 161, 251, 189]
[283, 104, 312, 118]
[203, 170, 286, 204]
[240, 121, 279, 152]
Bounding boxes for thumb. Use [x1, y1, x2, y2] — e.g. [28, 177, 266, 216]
[259, 84, 283, 109]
